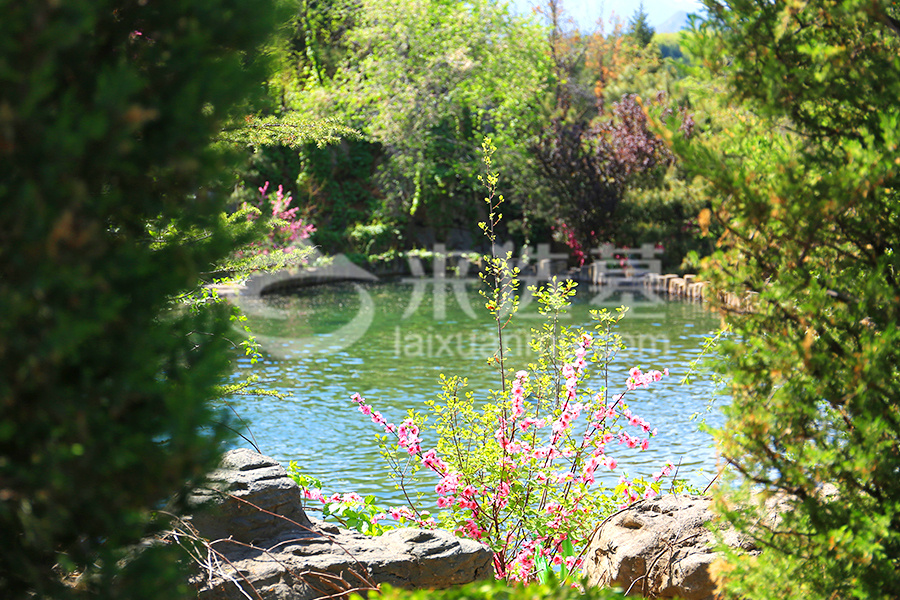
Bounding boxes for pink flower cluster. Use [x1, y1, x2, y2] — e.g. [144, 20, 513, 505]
[582, 450, 617, 485]
[507, 538, 583, 582]
[347, 348, 676, 582]
[302, 489, 364, 505]
[397, 419, 422, 455]
[511, 370, 527, 419]
[301, 484, 438, 530]
[626, 366, 669, 391]
[554, 221, 588, 267]
[241, 181, 315, 256]
[652, 462, 675, 482]
[352, 393, 425, 456]
[617, 474, 645, 504]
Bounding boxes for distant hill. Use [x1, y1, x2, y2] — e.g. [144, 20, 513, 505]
[655, 10, 689, 33]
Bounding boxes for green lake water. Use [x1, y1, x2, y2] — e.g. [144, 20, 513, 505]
[225, 279, 726, 506]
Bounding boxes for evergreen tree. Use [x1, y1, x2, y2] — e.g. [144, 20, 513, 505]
[627, 2, 655, 48]
[0, 1, 276, 597]
[679, 1, 900, 597]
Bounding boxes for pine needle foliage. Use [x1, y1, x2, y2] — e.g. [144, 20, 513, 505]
[0, 1, 277, 597]
[678, 1, 900, 598]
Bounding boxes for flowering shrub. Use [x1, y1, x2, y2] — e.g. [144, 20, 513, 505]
[288, 463, 435, 535]
[241, 182, 315, 255]
[350, 299, 678, 582]
[555, 221, 588, 266]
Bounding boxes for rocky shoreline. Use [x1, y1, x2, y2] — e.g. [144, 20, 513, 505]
[182, 449, 778, 600]
[184, 449, 492, 600]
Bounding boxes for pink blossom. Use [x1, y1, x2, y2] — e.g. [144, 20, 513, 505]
[388, 506, 413, 520]
[303, 488, 324, 502]
[519, 417, 539, 431]
[341, 492, 363, 504]
[532, 446, 554, 460]
[461, 519, 484, 539]
[422, 448, 448, 474]
[435, 472, 461, 495]
[397, 418, 421, 455]
[437, 496, 454, 508]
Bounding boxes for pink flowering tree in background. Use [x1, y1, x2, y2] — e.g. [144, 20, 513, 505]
[240, 181, 316, 256]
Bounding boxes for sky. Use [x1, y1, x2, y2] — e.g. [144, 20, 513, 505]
[507, 0, 706, 31]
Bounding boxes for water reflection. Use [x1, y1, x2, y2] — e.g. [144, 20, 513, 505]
[225, 280, 726, 505]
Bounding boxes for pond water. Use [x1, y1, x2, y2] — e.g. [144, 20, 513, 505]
[224, 278, 726, 506]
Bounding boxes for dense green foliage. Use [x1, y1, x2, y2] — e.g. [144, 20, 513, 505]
[320, 0, 548, 251]
[678, 1, 900, 597]
[245, 0, 707, 268]
[369, 579, 626, 600]
[0, 1, 276, 597]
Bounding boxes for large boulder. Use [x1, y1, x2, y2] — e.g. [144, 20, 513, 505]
[188, 448, 313, 544]
[185, 449, 493, 600]
[584, 495, 756, 600]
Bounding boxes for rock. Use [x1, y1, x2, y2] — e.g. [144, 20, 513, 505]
[186, 449, 493, 600]
[584, 495, 756, 600]
[585, 486, 842, 600]
[189, 448, 313, 545]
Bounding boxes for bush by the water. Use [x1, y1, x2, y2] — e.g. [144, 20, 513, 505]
[680, 1, 900, 598]
[0, 1, 276, 597]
